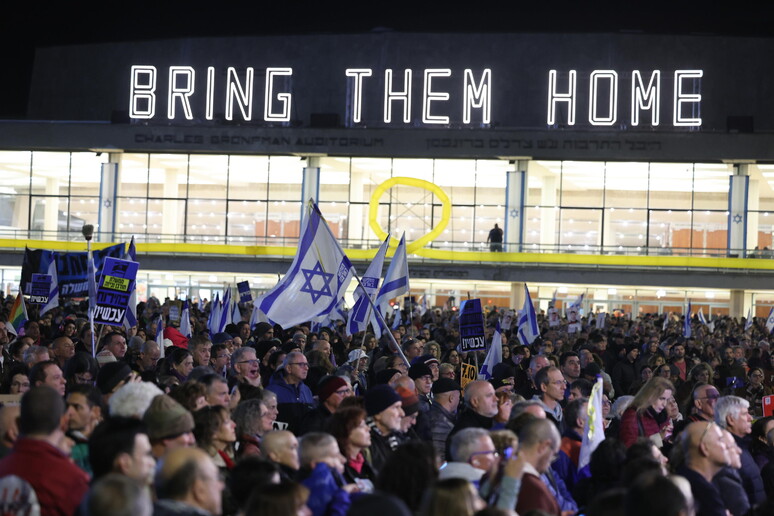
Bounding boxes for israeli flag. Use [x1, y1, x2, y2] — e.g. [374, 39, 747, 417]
[39, 255, 59, 316]
[373, 233, 410, 338]
[745, 306, 753, 332]
[258, 202, 354, 329]
[683, 300, 692, 338]
[479, 320, 503, 380]
[123, 236, 138, 330]
[347, 236, 390, 336]
[570, 293, 584, 309]
[697, 307, 707, 326]
[517, 284, 539, 346]
[391, 307, 402, 329]
[218, 286, 232, 333]
[249, 304, 268, 328]
[766, 307, 774, 334]
[662, 311, 670, 331]
[232, 300, 241, 325]
[579, 377, 605, 469]
[156, 314, 166, 358]
[179, 300, 192, 338]
[208, 293, 220, 336]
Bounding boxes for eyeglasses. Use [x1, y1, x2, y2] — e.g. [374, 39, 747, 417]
[288, 362, 310, 368]
[216, 354, 231, 359]
[334, 388, 353, 396]
[238, 359, 259, 365]
[468, 450, 498, 462]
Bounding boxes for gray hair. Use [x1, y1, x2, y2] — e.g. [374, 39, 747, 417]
[510, 400, 545, 420]
[281, 351, 304, 370]
[232, 399, 266, 436]
[23, 345, 49, 367]
[450, 427, 490, 462]
[231, 346, 256, 372]
[298, 432, 337, 468]
[140, 339, 159, 354]
[715, 395, 749, 429]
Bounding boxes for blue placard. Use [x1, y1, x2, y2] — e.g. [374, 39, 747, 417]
[237, 281, 252, 302]
[29, 273, 51, 305]
[459, 298, 486, 351]
[94, 257, 139, 326]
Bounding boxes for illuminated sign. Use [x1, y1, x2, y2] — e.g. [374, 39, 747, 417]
[129, 66, 702, 128]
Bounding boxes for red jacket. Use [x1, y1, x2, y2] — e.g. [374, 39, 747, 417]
[0, 437, 89, 516]
[619, 406, 667, 447]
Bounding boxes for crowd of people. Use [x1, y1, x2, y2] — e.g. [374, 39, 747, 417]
[1, 293, 774, 516]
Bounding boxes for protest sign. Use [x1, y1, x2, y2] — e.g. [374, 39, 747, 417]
[93, 257, 139, 326]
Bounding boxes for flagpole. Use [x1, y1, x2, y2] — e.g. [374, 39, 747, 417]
[82, 224, 96, 358]
[352, 272, 411, 369]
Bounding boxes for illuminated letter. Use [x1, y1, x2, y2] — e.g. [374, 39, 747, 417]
[463, 69, 491, 124]
[226, 67, 254, 121]
[264, 67, 293, 122]
[422, 68, 451, 124]
[345, 68, 372, 123]
[167, 66, 195, 120]
[205, 67, 215, 120]
[588, 70, 618, 126]
[384, 69, 412, 123]
[631, 70, 660, 126]
[547, 70, 576, 125]
[129, 65, 156, 119]
[673, 70, 703, 127]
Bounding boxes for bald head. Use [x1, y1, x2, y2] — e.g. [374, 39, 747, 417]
[155, 447, 223, 514]
[464, 380, 498, 418]
[262, 430, 300, 470]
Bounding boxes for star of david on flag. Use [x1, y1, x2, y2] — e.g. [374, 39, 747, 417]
[257, 201, 354, 328]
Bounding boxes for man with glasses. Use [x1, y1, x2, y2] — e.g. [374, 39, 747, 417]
[230, 347, 261, 389]
[440, 427, 498, 484]
[266, 351, 314, 434]
[676, 422, 730, 516]
[298, 376, 351, 435]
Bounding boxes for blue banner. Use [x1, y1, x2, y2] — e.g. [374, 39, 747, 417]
[459, 298, 486, 351]
[29, 274, 51, 305]
[21, 244, 124, 297]
[93, 257, 139, 326]
[237, 281, 252, 302]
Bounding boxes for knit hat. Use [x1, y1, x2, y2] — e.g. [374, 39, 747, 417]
[375, 368, 401, 385]
[253, 322, 273, 339]
[96, 361, 132, 395]
[143, 394, 195, 440]
[95, 349, 117, 366]
[348, 349, 368, 363]
[396, 386, 420, 416]
[212, 332, 232, 345]
[318, 376, 349, 402]
[408, 363, 432, 380]
[365, 384, 402, 416]
[432, 378, 462, 395]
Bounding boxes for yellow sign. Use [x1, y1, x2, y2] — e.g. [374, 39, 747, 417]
[368, 176, 451, 254]
[102, 275, 130, 292]
[460, 362, 478, 390]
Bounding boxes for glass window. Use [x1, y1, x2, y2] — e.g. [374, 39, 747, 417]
[693, 163, 732, 210]
[435, 159, 476, 203]
[147, 199, 186, 242]
[228, 155, 269, 200]
[318, 157, 351, 202]
[68, 196, 99, 231]
[559, 208, 601, 252]
[70, 153, 106, 197]
[0, 151, 32, 233]
[605, 162, 649, 208]
[189, 155, 228, 199]
[649, 209, 692, 254]
[227, 200, 265, 244]
[560, 161, 604, 207]
[149, 154, 188, 198]
[351, 158, 391, 201]
[528, 161, 561, 207]
[187, 199, 226, 243]
[605, 208, 648, 252]
[649, 163, 692, 210]
[117, 153, 149, 197]
[268, 157, 304, 199]
[266, 200, 302, 241]
[31, 152, 71, 197]
[692, 210, 728, 255]
[317, 201, 349, 242]
[393, 158, 433, 181]
[29, 196, 69, 238]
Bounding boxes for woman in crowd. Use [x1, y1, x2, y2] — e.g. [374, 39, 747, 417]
[618, 377, 675, 448]
[232, 399, 275, 458]
[244, 481, 311, 516]
[326, 406, 376, 487]
[165, 347, 195, 382]
[193, 405, 237, 470]
[62, 352, 99, 388]
[735, 367, 772, 417]
[421, 478, 486, 516]
[169, 380, 208, 412]
[1, 363, 30, 394]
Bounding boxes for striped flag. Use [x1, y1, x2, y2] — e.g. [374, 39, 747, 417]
[516, 284, 539, 346]
[39, 256, 59, 316]
[7, 292, 28, 336]
[579, 377, 605, 469]
[683, 300, 692, 338]
[479, 320, 503, 380]
[123, 236, 138, 330]
[745, 306, 753, 332]
[179, 300, 192, 338]
[766, 307, 774, 334]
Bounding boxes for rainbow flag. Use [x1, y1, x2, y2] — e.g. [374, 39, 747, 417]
[8, 292, 28, 336]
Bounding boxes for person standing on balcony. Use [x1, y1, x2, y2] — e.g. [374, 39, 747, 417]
[487, 224, 503, 252]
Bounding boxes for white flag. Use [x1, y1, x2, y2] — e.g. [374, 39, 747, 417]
[479, 321, 503, 380]
[347, 236, 390, 336]
[579, 377, 605, 469]
[372, 233, 410, 338]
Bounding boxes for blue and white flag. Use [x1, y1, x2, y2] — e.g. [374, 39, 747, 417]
[516, 284, 539, 346]
[218, 286, 232, 333]
[479, 320, 503, 380]
[745, 306, 753, 332]
[179, 300, 192, 338]
[39, 256, 59, 316]
[579, 377, 605, 469]
[391, 307, 402, 329]
[550, 289, 558, 308]
[683, 300, 692, 338]
[373, 233, 409, 338]
[570, 293, 584, 310]
[208, 293, 220, 335]
[232, 300, 242, 325]
[155, 314, 166, 358]
[697, 307, 707, 326]
[662, 312, 670, 331]
[347, 236, 390, 336]
[258, 202, 354, 328]
[123, 236, 139, 330]
[249, 304, 268, 328]
[766, 307, 774, 334]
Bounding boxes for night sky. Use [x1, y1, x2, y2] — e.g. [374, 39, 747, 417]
[1, 3, 772, 118]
